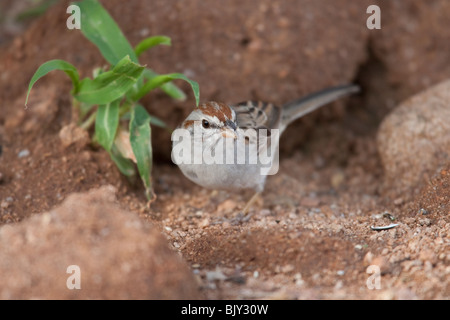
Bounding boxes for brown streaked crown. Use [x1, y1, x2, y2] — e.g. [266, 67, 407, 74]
[197, 102, 234, 123]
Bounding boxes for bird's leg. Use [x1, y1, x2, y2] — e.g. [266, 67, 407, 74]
[242, 191, 261, 215]
[229, 192, 261, 225]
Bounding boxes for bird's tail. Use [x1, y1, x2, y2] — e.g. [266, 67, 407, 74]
[280, 84, 360, 132]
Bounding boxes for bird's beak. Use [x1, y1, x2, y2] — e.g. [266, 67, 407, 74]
[221, 128, 237, 140]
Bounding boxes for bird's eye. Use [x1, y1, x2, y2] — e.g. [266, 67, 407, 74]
[202, 119, 210, 128]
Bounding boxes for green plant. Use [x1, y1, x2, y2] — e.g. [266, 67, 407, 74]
[25, 0, 199, 200]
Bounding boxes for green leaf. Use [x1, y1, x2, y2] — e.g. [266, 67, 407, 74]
[150, 116, 169, 129]
[79, 102, 95, 120]
[95, 99, 120, 151]
[134, 36, 171, 58]
[75, 0, 138, 65]
[133, 72, 199, 105]
[25, 59, 79, 107]
[129, 105, 153, 199]
[142, 69, 186, 101]
[110, 144, 136, 177]
[16, 0, 58, 21]
[75, 55, 144, 104]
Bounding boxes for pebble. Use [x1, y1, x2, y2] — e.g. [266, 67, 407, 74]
[17, 149, 30, 158]
[199, 218, 210, 228]
[195, 210, 203, 217]
[58, 124, 89, 149]
[372, 256, 390, 273]
[363, 251, 374, 266]
[1, 201, 10, 209]
[418, 218, 431, 226]
[294, 273, 304, 287]
[206, 270, 227, 281]
[277, 264, 294, 273]
[217, 199, 237, 212]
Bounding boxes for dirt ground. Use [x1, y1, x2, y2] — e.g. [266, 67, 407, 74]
[0, 0, 448, 299]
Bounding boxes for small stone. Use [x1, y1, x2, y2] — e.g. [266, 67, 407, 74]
[59, 123, 89, 149]
[206, 269, 227, 281]
[221, 221, 231, 228]
[80, 151, 92, 162]
[418, 218, 431, 226]
[418, 208, 429, 215]
[288, 212, 297, 219]
[199, 218, 210, 228]
[280, 264, 295, 273]
[217, 199, 237, 212]
[195, 210, 203, 217]
[294, 273, 304, 287]
[17, 149, 30, 158]
[363, 251, 374, 266]
[372, 256, 391, 274]
[1, 201, 10, 209]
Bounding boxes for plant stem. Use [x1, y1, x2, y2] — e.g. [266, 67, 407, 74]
[80, 110, 97, 130]
[72, 97, 81, 125]
[119, 101, 134, 118]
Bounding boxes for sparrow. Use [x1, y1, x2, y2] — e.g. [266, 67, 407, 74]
[172, 84, 360, 213]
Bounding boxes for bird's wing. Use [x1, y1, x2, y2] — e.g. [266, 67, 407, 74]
[232, 101, 281, 130]
[232, 101, 282, 156]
